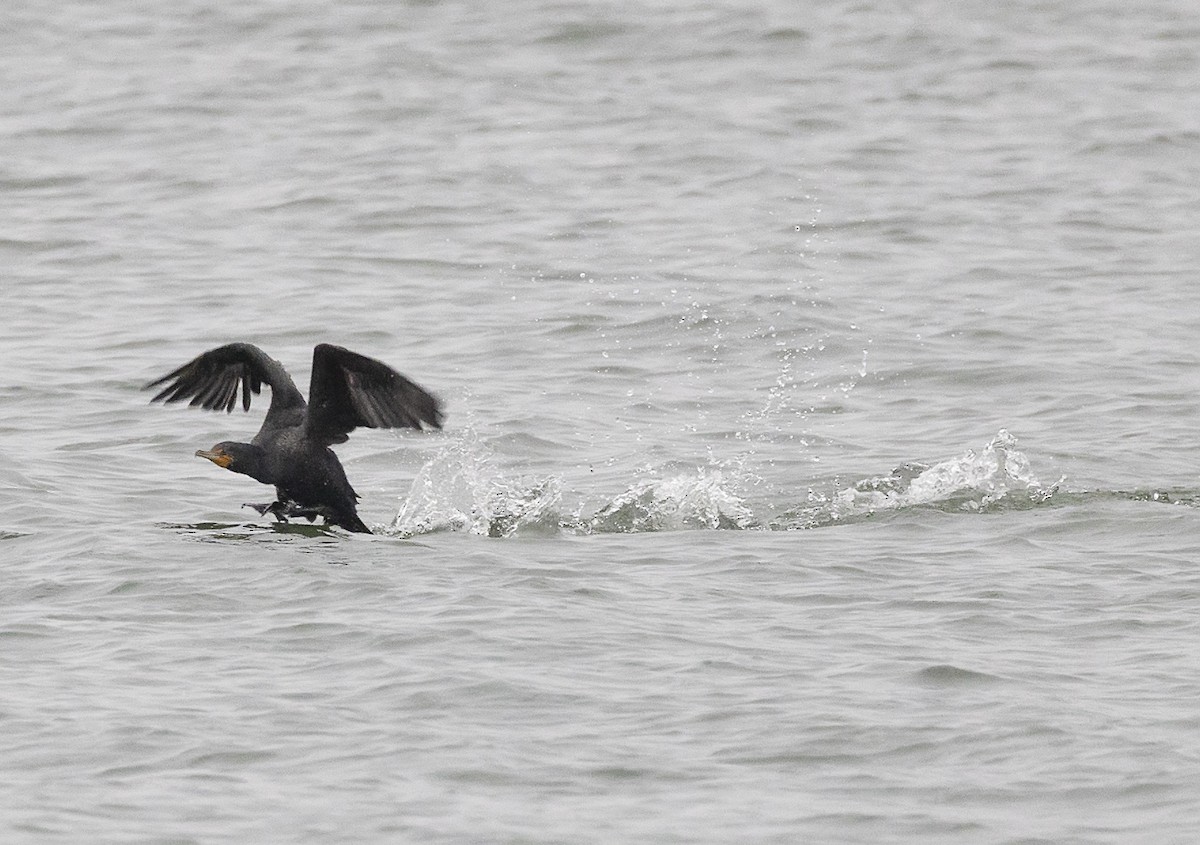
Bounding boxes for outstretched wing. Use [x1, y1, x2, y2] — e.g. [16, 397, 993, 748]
[305, 343, 442, 446]
[145, 343, 306, 419]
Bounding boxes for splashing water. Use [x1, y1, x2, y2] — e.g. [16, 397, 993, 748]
[390, 428, 1061, 537]
[775, 430, 1061, 529]
[584, 468, 757, 533]
[388, 429, 562, 538]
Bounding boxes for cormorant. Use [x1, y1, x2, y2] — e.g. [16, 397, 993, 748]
[146, 343, 442, 533]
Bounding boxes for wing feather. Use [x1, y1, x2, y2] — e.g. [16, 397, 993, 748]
[145, 343, 305, 421]
[305, 344, 442, 446]
[192, 375, 228, 409]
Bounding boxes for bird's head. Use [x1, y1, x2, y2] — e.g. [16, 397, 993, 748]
[195, 441, 267, 480]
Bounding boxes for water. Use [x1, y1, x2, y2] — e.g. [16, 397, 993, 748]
[3, 0, 1200, 841]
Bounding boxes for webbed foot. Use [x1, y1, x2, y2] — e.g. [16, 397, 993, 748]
[243, 501, 290, 522]
[243, 500, 329, 524]
[287, 505, 323, 523]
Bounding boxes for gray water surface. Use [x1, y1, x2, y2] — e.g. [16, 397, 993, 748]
[3, 1, 1200, 842]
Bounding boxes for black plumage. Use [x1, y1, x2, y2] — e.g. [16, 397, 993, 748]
[147, 343, 442, 533]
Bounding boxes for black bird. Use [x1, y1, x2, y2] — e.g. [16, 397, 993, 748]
[146, 343, 442, 533]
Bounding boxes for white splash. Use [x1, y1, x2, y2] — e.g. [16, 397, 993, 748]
[388, 429, 562, 538]
[779, 429, 1061, 528]
[586, 467, 757, 533]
